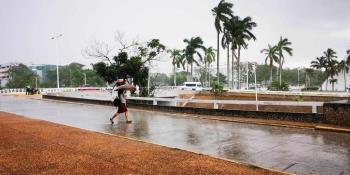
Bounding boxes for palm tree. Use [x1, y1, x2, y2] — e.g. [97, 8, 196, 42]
[311, 56, 326, 90]
[304, 68, 314, 88]
[323, 48, 338, 91]
[275, 36, 293, 85]
[338, 57, 350, 92]
[203, 47, 216, 87]
[221, 25, 231, 87]
[223, 16, 257, 89]
[167, 49, 183, 86]
[261, 44, 278, 82]
[212, 0, 233, 84]
[327, 59, 339, 91]
[231, 16, 257, 89]
[183, 37, 206, 81]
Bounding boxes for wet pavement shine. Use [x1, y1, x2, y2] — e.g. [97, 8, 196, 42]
[1, 95, 349, 175]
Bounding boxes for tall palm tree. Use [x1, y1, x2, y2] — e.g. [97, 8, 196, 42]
[338, 49, 350, 92]
[203, 47, 216, 87]
[221, 25, 231, 87]
[261, 44, 278, 82]
[167, 49, 183, 86]
[327, 59, 339, 91]
[212, 0, 233, 84]
[311, 56, 326, 90]
[231, 16, 257, 89]
[275, 36, 293, 85]
[304, 68, 314, 88]
[183, 37, 206, 81]
[323, 48, 338, 91]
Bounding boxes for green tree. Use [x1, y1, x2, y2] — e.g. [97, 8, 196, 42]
[212, 0, 233, 84]
[182, 36, 206, 81]
[338, 49, 350, 91]
[6, 64, 38, 88]
[169, 71, 187, 86]
[224, 16, 257, 89]
[304, 68, 314, 88]
[323, 48, 339, 91]
[93, 39, 166, 97]
[41, 63, 105, 88]
[203, 46, 216, 87]
[275, 36, 293, 85]
[167, 49, 183, 86]
[261, 44, 278, 82]
[311, 56, 327, 90]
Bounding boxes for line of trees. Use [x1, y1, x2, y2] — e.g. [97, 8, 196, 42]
[5, 63, 105, 88]
[310, 48, 350, 91]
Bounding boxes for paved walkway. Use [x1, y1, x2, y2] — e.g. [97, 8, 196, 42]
[0, 112, 282, 175]
[1, 96, 349, 175]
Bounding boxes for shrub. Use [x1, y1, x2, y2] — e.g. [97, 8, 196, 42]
[267, 81, 289, 91]
[301, 87, 319, 91]
[293, 96, 303, 102]
[211, 82, 224, 95]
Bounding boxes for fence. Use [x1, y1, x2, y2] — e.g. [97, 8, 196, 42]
[127, 96, 324, 114]
[0, 87, 103, 94]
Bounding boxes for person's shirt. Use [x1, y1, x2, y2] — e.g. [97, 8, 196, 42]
[118, 93, 126, 104]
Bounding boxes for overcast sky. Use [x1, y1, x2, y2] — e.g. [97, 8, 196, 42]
[0, 0, 349, 74]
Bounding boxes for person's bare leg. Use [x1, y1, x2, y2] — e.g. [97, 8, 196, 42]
[110, 112, 119, 124]
[125, 111, 132, 123]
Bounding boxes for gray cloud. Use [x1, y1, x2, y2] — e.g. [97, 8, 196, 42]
[0, 0, 349, 74]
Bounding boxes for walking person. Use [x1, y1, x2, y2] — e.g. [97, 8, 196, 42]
[110, 89, 132, 124]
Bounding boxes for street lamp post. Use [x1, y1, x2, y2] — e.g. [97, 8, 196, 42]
[51, 34, 63, 89]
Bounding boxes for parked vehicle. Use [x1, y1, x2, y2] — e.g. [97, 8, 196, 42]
[181, 82, 203, 91]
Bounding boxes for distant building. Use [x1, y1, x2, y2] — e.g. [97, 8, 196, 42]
[0, 63, 19, 87]
[28, 64, 56, 82]
[321, 70, 350, 91]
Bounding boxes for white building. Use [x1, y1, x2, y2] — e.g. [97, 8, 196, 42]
[0, 63, 18, 88]
[321, 70, 350, 91]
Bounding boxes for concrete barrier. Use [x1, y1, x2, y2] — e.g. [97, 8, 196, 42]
[324, 100, 350, 126]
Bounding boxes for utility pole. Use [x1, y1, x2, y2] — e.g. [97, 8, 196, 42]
[51, 34, 63, 89]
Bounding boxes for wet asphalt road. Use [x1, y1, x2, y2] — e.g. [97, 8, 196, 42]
[0, 95, 349, 175]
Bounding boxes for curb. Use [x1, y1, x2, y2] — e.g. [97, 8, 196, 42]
[315, 126, 350, 133]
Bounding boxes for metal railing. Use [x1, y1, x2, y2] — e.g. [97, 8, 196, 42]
[127, 96, 323, 113]
[0, 87, 99, 94]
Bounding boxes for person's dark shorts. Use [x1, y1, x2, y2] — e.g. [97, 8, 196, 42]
[117, 103, 128, 113]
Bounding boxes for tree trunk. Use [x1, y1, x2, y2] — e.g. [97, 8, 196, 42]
[217, 31, 220, 84]
[331, 75, 334, 91]
[279, 63, 282, 86]
[191, 62, 193, 82]
[173, 64, 176, 86]
[237, 46, 241, 89]
[227, 44, 230, 87]
[232, 48, 235, 89]
[344, 70, 347, 92]
[270, 59, 273, 82]
[208, 64, 211, 88]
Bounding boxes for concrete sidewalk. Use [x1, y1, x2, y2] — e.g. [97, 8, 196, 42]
[0, 112, 284, 175]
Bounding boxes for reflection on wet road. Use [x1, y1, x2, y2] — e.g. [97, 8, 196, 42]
[1, 96, 349, 175]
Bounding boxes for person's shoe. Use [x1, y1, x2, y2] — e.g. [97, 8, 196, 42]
[126, 120, 132, 124]
[110, 118, 114, 124]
